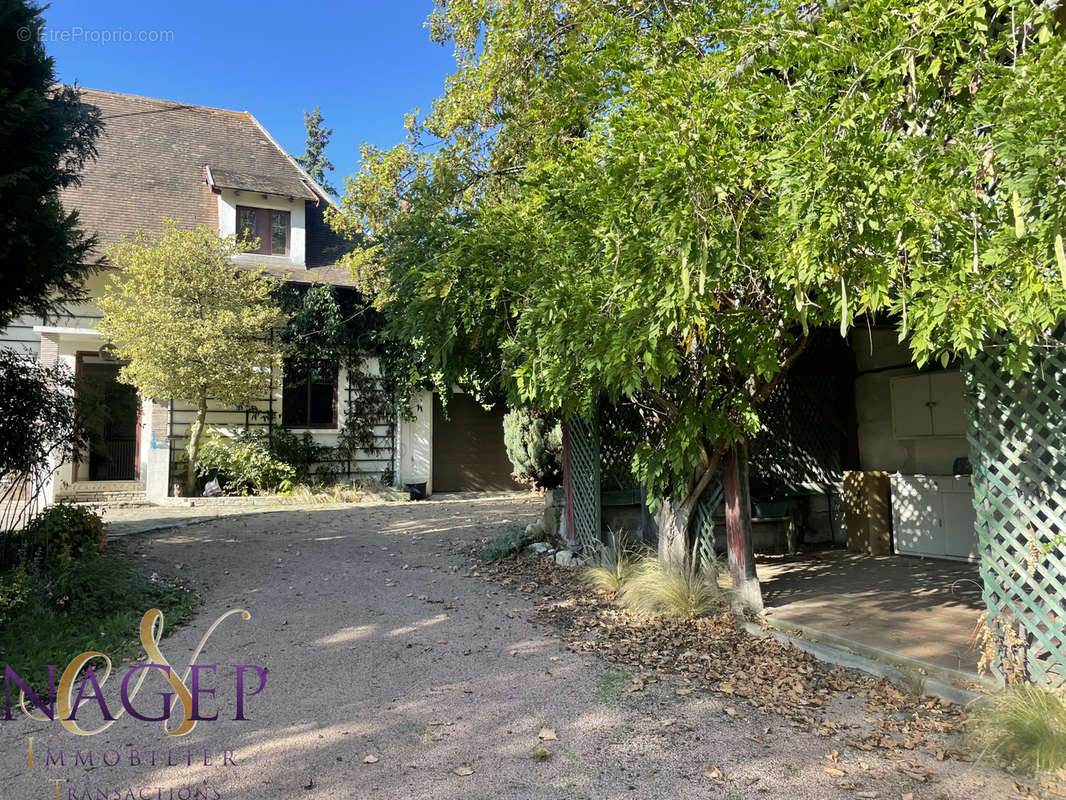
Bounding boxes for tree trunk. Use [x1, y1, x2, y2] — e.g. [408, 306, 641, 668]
[722, 440, 763, 612]
[183, 388, 208, 497]
[655, 454, 720, 569]
[655, 496, 690, 567]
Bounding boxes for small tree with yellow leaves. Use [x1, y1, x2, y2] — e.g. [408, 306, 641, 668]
[99, 222, 284, 495]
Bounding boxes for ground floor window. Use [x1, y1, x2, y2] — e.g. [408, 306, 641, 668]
[282, 360, 337, 428]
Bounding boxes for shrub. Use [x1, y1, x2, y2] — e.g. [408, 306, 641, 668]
[20, 503, 105, 571]
[267, 428, 331, 484]
[196, 430, 295, 495]
[480, 525, 542, 562]
[617, 556, 728, 619]
[973, 684, 1066, 775]
[0, 351, 82, 531]
[0, 564, 34, 626]
[503, 408, 563, 489]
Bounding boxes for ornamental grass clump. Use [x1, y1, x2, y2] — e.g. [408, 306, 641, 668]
[617, 556, 728, 619]
[582, 530, 639, 595]
[972, 684, 1066, 775]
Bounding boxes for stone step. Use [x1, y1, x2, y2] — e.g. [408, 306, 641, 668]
[72, 498, 155, 508]
[56, 484, 151, 507]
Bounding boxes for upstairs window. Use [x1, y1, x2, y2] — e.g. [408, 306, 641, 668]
[282, 359, 337, 428]
[236, 206, 290, 256]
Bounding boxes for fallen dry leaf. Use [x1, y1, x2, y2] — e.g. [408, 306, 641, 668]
[453, 766, 475, 776]
[538, 728, 558, 741]
[704, 765, 724, 781]
[899, 768, 931, 782]
[363, 755, 379, 764]
[467, 538, 973, 775]
[824, 765, 846, 777]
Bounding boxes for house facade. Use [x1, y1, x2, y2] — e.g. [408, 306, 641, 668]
[0, 89, 520, 505]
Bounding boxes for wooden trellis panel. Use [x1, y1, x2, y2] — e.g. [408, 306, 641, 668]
[750, 331, 849, 494]
[599, 402, 643, 497]
[568, 414, 601, 556]
[694, 481, 725, 573]
[966, 343, 1066, 688]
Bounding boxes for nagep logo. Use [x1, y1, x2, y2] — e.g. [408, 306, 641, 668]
[4, 609, 266, 736]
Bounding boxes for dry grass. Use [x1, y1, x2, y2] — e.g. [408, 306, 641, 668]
[617, 556, 729, 619]
[972, 683, 1066, 774]
[283, 482, 400, 505]
[583, 563, 631, 594]
[582, 530, 639, 594]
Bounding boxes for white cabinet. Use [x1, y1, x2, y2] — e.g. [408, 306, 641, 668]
[890, 371, 967, 438]
[891, 474, 978, 562]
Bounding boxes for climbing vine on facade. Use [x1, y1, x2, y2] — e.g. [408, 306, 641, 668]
[277, 282, 400, 474]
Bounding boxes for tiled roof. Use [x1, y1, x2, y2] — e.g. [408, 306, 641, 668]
[63, 88, 356, 286]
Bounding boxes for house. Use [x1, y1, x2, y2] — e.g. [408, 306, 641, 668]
[0, 89, 521, 505]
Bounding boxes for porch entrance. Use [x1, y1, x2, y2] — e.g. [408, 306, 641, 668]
[78, 361, 139, 481]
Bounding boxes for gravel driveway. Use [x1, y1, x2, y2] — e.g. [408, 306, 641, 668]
[0, 497, 1014, 799]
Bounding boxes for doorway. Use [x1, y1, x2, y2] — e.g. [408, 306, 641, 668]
[431, 393, 524, 492]
[77, 360, 139, 481]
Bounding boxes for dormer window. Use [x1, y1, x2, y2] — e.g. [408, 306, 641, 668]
[236, 205, 290, 256]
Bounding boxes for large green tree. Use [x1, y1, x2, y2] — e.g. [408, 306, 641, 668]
[98, 223, 285, 496]
[296, 105, 337, 196]
[332, 0, 1066, 555]
[0, 0, 101, 329]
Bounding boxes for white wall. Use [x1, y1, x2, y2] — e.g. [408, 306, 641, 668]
[217, 189, 306, 268]
[852, 328, 969, 475]
[398, 389, 433, 490]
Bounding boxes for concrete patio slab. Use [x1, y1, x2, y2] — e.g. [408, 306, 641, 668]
[756, 549, 985, 676]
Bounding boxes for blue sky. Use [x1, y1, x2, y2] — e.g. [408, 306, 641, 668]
[41, 1, 455, 189]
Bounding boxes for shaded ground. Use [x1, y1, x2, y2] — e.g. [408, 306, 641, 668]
[758, 550, 984, 675]
[0, 497, 1033, 799]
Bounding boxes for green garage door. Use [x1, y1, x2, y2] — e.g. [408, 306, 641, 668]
[432, 394, 524, 492]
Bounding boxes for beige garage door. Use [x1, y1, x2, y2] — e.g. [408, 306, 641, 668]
[432, 393, 524, 492]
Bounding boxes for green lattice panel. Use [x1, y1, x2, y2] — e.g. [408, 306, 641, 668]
[966, 343, 1066, 688]
[694, 481, 725, 574]
[750, 331, 848, 493]
[569, 415, 601, 556]
[599, 402, 643, 493]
